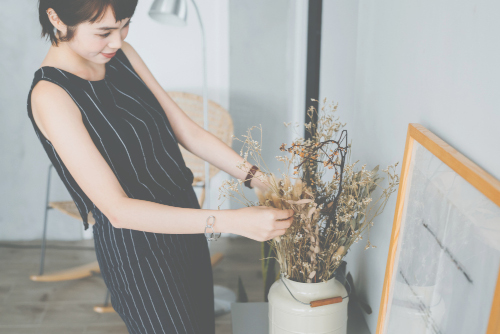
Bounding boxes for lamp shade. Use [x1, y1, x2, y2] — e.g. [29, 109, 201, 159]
[149, 0, 188, 26]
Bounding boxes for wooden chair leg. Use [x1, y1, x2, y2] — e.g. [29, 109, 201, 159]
[38, 164, 54, 277]
[94, 289, 116, 313]
[211, 252, 224, 267]
[93, 305, 116, 313]
[199, 184, 206, 209]
[30, 260, 100, 282]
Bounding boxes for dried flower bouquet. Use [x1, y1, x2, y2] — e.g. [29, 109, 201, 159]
[218, 99, 400, 283]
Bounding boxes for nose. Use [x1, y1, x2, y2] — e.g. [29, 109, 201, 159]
[108, 31, 122, 50]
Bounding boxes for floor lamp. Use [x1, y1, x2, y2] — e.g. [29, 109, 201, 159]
[149, 0, 236, 317]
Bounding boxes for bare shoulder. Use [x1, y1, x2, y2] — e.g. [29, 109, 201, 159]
[120, 41, 163, 92]
[32, 79, 73, 105]
[120, 41, 138, 59]
[120, 41, 147, 73]
[31, 80, 81, 140]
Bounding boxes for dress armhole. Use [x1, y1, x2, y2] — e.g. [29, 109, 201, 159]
[27, 75, 94, 230]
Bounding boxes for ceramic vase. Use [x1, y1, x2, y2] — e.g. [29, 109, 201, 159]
[268, 275, 349, 334]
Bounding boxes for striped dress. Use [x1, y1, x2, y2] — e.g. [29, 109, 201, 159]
[26, 48, 215, 334]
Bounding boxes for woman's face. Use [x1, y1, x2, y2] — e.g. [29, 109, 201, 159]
[57, 6, 131, 63]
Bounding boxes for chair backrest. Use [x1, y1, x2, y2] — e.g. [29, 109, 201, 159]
[166, 91, 234, 183]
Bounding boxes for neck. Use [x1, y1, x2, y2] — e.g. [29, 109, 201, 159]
[45, 42, 106, 79]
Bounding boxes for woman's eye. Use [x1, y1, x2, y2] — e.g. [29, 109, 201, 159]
[99, 33, 111, 38]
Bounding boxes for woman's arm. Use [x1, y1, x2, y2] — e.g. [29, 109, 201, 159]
[120, 42, 269, 191]
[31, 80, 290, 239]
[31, 80, 234, 233]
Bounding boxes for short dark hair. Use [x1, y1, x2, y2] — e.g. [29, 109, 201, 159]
[38, 0, 138, 46]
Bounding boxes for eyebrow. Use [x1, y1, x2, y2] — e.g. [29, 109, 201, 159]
[97, 18, 131, 31]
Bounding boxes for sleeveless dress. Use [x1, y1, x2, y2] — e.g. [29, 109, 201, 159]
[26, 48, 215, 334]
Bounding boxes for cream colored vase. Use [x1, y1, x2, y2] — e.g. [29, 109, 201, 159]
[268, 275, 349, 334]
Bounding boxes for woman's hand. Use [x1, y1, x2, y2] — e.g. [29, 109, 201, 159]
[230, 206, 294, 242]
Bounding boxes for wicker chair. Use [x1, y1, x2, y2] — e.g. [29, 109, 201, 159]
[30, 91, 233, 313]
[168, 91, 234, 206]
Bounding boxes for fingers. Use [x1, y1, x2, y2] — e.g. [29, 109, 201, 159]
[263, 213, 293, 241]
[274, 216, 293, 230]
[275, 208, 295, 220]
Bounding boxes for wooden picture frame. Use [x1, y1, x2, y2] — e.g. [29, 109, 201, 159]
[376, 123, 500, 334]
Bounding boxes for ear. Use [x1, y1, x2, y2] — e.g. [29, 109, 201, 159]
[46, 8, 67, 35]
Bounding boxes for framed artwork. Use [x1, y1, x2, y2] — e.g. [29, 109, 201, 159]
[376, 123, 500, 334]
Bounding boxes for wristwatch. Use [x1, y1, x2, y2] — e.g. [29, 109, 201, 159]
[244, 165, 259, 189]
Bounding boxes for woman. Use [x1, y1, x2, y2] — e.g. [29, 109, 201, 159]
[27, 1, 294, 333]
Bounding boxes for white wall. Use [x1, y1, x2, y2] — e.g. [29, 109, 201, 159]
[319, 1, 500, 332]
[1, 0, 229, 241]
[229, 0, 304, 207]
[126, 0, 229, 110]
[288, 0, 308, 147]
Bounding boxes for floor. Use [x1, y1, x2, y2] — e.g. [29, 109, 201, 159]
[0, 235, 371, 334]
[0, 235, 266, 334]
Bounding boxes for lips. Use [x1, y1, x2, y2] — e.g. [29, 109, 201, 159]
[102, 52, 116, 58]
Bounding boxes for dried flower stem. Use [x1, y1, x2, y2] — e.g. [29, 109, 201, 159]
[219, 98, 399, 283]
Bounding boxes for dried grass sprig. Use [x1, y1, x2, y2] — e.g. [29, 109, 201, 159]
[218, 98, 400, 283]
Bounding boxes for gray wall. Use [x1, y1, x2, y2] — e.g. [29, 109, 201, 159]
[0, 2, 85, 240]
[319, 0, 500, 332]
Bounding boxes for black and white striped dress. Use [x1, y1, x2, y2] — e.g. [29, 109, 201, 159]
[27, 48, 215, 334]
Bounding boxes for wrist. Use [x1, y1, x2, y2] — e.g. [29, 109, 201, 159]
[250, 170, 265, 189]
[209, 209, 237, 235]
[249, 176, 257, 189]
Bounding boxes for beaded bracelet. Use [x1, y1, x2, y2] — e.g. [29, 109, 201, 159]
[204, 215, 221, 241]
